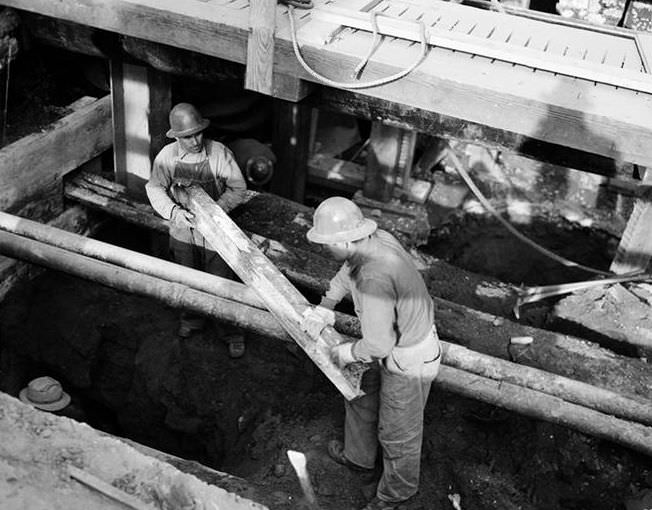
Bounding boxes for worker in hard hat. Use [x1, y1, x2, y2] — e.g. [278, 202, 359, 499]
[301, 196, 441, 510]
[146, 102, 247, 358]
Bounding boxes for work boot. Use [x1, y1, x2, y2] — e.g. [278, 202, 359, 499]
[361, 497, 405, 510]
[178, 316, 205, 338]
[226, 334, 246, 359]
[327, 440, 373, 473]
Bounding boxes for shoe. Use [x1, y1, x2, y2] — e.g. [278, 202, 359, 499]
[226, 335, 246, 359]
[178, 318, 204, 338]
[327, 440, 373, 472]
[361, 497, 404, 510]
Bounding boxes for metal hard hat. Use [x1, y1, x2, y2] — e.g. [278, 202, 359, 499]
[166, 103, 210, 138]
[307, 197, 377, 244]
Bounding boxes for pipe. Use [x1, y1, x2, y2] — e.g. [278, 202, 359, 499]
[0, 230, 288, 341]
[1, 228, 651, 455]
[0, 210, 264, 309]
[1, 210, 651, 425]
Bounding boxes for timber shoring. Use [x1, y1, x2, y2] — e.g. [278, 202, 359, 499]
[64, 172, 652, 402]
[0, 218, 651, 455]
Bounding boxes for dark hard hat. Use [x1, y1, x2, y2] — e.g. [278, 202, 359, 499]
[307, 196, 377, 244]
[166, 103, 210, 138]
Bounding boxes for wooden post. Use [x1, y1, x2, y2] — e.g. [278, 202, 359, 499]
[363, 122, 413, 202]
[610, 168, 652, 275]
[110, 61, 171, 199]
[245, 0, 276, 96]
[270, 99, 312, 202]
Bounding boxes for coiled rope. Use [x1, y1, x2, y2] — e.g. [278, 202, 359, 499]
[286, 5, 429, 90]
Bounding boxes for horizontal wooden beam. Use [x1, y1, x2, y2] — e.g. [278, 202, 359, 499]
[64, 172, 652, 402]
[0, 95, 112, 214]
[11, 1, 652, 167]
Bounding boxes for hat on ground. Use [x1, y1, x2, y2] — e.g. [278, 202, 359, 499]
[19, 376, 71, 412]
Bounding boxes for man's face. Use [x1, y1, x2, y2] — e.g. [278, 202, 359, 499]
[177, 132, 204, 153]
[324, 242, 350, 262]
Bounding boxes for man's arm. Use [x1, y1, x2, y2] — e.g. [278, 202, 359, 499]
[319, 263, 351, 310]
[145, 150, 177, 220]
[214, 144, 247, 213]
[350, 277, 396, 362]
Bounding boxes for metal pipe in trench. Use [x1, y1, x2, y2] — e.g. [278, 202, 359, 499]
[0, 229, 289, 341]
[0, 210, 264, 309]
[0, 220, 651, 455]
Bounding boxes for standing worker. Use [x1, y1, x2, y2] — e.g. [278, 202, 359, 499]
[146, 102, 248, 358]
[301, 196, 441, 510]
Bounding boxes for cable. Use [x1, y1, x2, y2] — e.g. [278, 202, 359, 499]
[287, 5, 429, 90]
[1, 44, 12, 147]
[445, 144, 614, 277]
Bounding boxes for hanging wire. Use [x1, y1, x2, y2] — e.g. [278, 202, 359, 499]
[1, 44, 12, 147]
[444, 143, 614, 277]
[287, 5, 429, 89]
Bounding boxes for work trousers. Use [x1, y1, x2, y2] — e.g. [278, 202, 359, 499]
[170, 228, 237, 333]
[344, 331, 441, 503]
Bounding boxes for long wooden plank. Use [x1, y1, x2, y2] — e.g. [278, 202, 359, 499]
[245, 0, 276, 94]
[0, 95, 112, 213]
[308, 6, 652, 93]
[175, 185, 364, 400]
[5, 0, 652, 167]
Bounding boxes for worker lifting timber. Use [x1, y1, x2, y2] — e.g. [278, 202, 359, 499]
[301, 196, 442, 510]
[146, 103, 248, 358]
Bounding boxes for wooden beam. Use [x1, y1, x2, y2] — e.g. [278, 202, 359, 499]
[0, 95, 111, 214]
[270, 99, 312, 201]
[63, 172, 652, 401]
[245, 0, 276, 95]
[272, 72, 313, 103]
[110, 61, 170, 199]
[307, 6, 652, 94]
[0, 206, 93, 302]
[313, 89, 636, 180]
[363, 122, 404, 202]
[609, 169, 652, 275]
[174, 184, 365, 400]
[7, 0, 652, 167]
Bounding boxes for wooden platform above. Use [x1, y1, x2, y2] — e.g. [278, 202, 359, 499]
[2, 0, 652, 169]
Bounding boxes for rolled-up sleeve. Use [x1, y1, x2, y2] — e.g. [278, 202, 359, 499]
[214, 145, 247, 213]
[351, 277, 396, 362]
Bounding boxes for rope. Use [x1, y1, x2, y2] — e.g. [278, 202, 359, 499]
[1, 44, 12, 147]
[444, 144, 614, 277]
[287, 5, 429, 90]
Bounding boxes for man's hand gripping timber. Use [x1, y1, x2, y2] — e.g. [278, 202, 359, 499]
[300, 305, 335, 339]
[170, 205, 195, 229]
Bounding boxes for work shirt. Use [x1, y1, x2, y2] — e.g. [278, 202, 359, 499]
[145, 139, 247, 220]
[320, 230, 434, 362]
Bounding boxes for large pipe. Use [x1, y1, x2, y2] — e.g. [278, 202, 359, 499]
[0, 229, 287, 340]
[0, 210, 264, 309]
[1, 212, 651, 426]
[0, 228, 650, 455]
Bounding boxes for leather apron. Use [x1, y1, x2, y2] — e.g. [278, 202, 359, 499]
[169, 157, 226, 271]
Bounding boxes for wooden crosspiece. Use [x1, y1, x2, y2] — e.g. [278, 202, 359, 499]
[175, 184, 366, 400]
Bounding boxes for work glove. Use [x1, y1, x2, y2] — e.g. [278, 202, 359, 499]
[331, 342, 356, 368]
[171, 205, 195, 229]
[300, 305, 335, 339]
